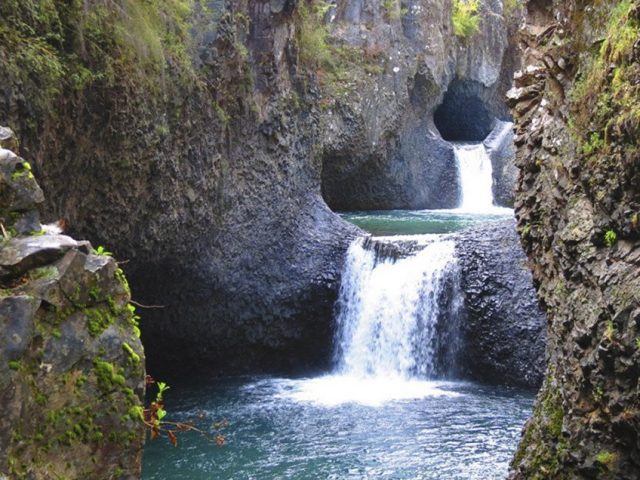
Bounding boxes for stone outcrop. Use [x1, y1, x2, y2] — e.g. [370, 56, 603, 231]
[0, 130, 145, 479]
[508, 1, 640, 478]
[455, 220, 546, 388]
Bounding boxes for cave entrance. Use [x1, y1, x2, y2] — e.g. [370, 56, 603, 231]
[434, 79, 495, 142]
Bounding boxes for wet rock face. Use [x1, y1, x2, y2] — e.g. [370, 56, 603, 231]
[455, 220, 546, 388]
[484, 120, 517, 207]
[508, 1, 640, 478]
[0, 135, 145, 479]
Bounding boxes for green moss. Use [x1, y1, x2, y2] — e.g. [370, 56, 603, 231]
[596, 450, 618, 468]
[452, 0, 480, 38]
[0, 0, 198, 135]
[295, 0, 334, 71]
[512, 381, 569, 478]
[8, 359, 21, 370]
[85, 306, 114, 337]
[94, 360, 126, 392]
[572, 0, 640, 149]
[115, 268, 131, 296]
[122, 342, 141, 364]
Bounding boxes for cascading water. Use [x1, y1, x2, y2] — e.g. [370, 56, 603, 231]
[143, 139, 532, 480]
[334, 237, 458, 379]
[454, 143, 495, 212]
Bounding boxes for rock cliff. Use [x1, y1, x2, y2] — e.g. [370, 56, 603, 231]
[0, 130, 145, 479]
[509, 0, 640, 477]
[0, 0, 524, 376]
[319, 0, 521, 210]
[455, 220, 546, 388]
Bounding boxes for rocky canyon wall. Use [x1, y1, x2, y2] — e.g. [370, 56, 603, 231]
[509, 0, 640, 477]
[0, 0, 536, 381]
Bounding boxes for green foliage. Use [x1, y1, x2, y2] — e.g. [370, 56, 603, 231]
[0, 0, 197, 128]
[604, 320, 616, 340]
[296, 0, 334, 71]
[504, 0, 520, 14]
[572, 0, 640, 152]
[8, 360, 21, 370]
[604, 229, 617, 247]
[595, 451, 618, 468]
[94, 245, 113, 256]
[582, 132, 605, 155]
[452, 0, 480, 38]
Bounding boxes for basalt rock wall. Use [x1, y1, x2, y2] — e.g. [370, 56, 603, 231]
[455, 220, 546, 388]
[319, 0, 522, 210]
[509, 0, 640, 477]
[0, 1, 524, 376]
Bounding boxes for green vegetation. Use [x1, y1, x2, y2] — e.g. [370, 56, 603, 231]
[572, 0, 640, 154]
[94, 245, 113, 256]
[94, 359, 126, 392]
[8, 360, 21, 370]
[504, 0, 520, 14]
[381, 0, 408, 20]
[512, 379, 571, 478]
[122, 341, 141, 364]
[582, 132, 605, 155]
[0, 0, 197, 131]
[295, 0, 334, 71]
[595, 450, 618, 469]
[452, 0, 480, 38]
[604, 229, 617, 247]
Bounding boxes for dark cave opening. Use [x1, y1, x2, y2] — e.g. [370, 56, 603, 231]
[434, 79, 495, 142]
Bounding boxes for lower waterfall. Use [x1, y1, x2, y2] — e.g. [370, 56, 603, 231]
[334, 236, 460, 379]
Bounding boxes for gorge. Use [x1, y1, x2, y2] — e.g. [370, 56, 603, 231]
[1, 0, 639, 479]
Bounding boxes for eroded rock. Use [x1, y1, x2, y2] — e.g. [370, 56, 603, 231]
[0, 139, 145, 479]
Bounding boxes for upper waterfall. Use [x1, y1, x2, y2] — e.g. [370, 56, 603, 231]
[454, 144, 496, 212]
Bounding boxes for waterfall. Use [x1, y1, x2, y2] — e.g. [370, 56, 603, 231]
[454, 144, 495, 212]
[333, 236, 460, 380]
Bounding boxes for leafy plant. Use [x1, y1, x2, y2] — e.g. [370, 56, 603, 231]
[604, 229, 617, 247]
[604, 320, 615, 341]
[139, 376, 227, 447]
[94, 245, 113, 256]
[452, 0, 480, 38]
[582, 132, 605, 155]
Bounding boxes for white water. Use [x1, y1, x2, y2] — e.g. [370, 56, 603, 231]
[454, 143, 498, 212]
[280, 237, 460, 406]
[282, 146, 506, 407]
[334, 237, 456, 378]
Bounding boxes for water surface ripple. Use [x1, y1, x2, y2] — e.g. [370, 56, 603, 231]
[142, 377, 533, 480]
